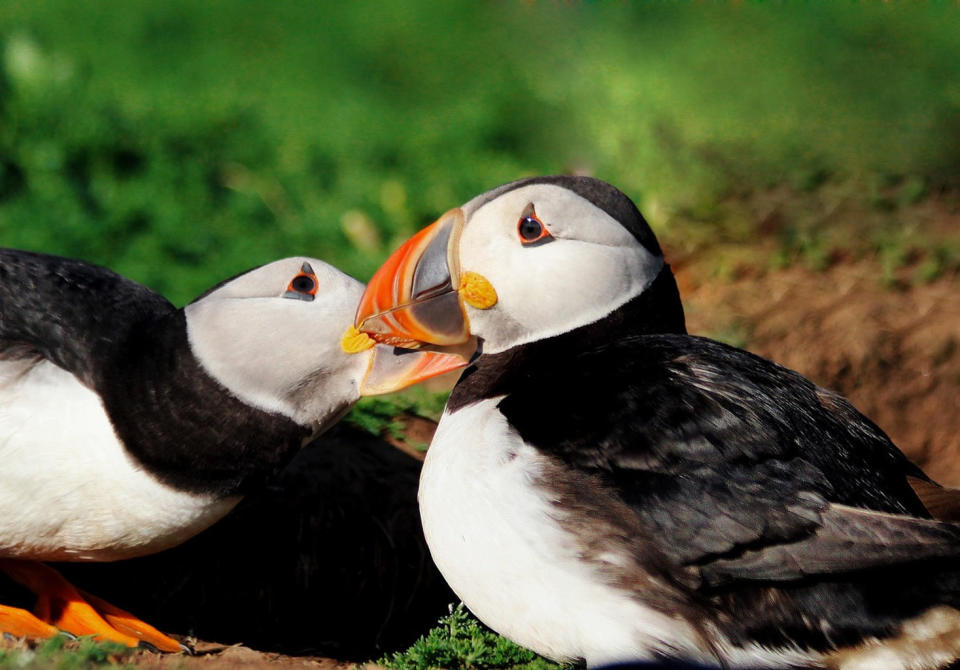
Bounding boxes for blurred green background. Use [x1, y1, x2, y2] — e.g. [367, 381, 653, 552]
[1, 1, 958, 303]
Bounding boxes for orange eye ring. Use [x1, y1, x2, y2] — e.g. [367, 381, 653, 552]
[285, 262, 319, 300]
[517, 211, 551, 245]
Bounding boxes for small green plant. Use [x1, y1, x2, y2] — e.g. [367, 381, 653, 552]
[347, 397, 409, 440]
[379, 604, 562, 670]
[347, 389, 450, 439]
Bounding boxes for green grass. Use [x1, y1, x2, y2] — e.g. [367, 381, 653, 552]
[378, 604, 561, 670]
[0, 636, 131, 670]
[346, 389, 449, 441]
[1, 2, 958, 303]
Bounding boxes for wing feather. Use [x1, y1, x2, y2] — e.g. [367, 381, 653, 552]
[0, 249, 173, 385]
[494, 334, 951, 589]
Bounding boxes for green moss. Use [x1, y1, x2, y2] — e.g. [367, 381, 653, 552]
[378, 604, 562, 670]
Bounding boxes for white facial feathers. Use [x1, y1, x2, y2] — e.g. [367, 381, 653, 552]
[184, 257, 371, 429]
[457, 184, 664, 354]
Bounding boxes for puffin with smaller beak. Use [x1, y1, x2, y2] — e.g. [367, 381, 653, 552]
[0, 249, 462, 651]
[353, 176, 960, 669]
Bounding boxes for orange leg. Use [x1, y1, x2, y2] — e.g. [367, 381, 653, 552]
[0, 559, 184, 652]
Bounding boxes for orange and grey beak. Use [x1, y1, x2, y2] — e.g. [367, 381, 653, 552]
[355, 208, 474, 348]
[358, 343, 468, 396]
[342, 323, 467, 395]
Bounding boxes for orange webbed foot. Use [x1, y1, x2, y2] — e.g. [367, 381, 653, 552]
[0, 603, 61, 639]
[0, 559, 185, 652]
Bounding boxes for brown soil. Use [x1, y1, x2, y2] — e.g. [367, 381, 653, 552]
[127, 643, 376, 670]
[0, 637, 374, 670]
[679, 261, 960, 485]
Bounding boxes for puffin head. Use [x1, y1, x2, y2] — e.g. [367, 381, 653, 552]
[355, 176, 683, 355]
[184, 257, 464, 432]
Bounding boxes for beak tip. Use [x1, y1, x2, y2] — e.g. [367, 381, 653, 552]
[359, 346, 469, 396]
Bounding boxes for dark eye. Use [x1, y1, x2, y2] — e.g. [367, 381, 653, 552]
[519, 217, 542, 240]
[291, 275, 316, 293]
[517, 211, 551, 245]
[284, 263, 319, 301]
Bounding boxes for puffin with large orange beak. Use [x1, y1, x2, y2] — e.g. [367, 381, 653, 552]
[354, 175, 960, 669]
[0, 250, 462, 651]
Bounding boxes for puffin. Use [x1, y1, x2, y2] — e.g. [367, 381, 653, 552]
[0, 248, 463, 651]
[351, 175, 960, 669]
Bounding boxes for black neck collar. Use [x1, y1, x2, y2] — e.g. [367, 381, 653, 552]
[98, 311, 310, 497]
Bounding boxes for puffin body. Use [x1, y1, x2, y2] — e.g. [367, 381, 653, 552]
[0, 249, 462, 647]
[355, 176, 960, 669]
[0, 351, 239, 561]
[420, 395, 720, 667]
